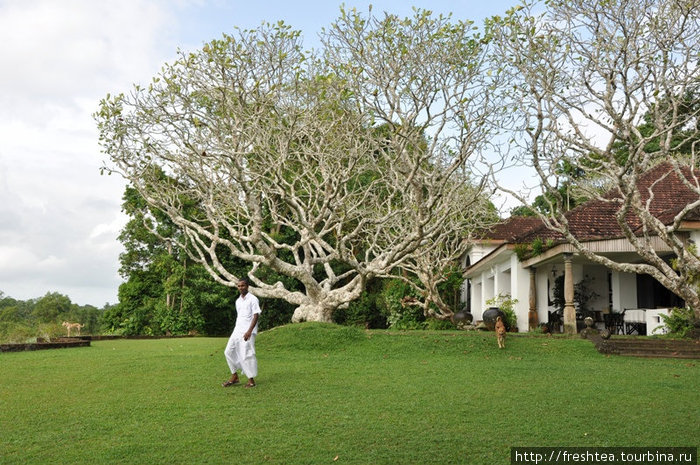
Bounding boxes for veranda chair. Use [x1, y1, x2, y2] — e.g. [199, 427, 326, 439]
[604, 310, 625, 335]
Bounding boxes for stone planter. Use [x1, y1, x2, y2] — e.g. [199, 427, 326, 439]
[453, 311, 473, 329]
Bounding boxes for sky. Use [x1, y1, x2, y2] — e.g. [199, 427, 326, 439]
[0, 0, 522, 307]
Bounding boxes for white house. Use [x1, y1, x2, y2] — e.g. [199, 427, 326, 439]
[463, 163, 700, 335]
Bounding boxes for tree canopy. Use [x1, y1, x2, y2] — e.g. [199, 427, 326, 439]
[96, 9, 502, 323]
[490, 0, 700, 317]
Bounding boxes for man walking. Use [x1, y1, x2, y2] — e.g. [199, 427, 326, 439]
[222, 278, 261, 388]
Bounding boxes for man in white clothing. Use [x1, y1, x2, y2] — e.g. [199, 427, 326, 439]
[222, 278, 261, 388]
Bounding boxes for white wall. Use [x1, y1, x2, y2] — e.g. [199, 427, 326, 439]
[581, 265, 609, 312]
[611, 270, 637, 312]
[470, 279, 483, 320]
[690, 231, 700, 245]
[535, 268, 551, 324]
[466, 244, 499, 267]
[504, 255, 524, 332]
[485, 274, 495, 304]
[466, 252, 522, 326]
[497, 266, 511, 296]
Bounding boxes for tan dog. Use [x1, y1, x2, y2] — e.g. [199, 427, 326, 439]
[495, 316, 506, 349]
[62, 321, 84, 337]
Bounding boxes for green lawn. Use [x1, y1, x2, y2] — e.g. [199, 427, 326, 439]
[1, 323, 698, 464]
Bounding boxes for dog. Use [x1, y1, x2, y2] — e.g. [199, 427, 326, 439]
[495, 316, 506, 349]
[62, 321, 84, 337]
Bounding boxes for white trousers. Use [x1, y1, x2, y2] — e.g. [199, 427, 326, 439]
[224, 333, 257, 378]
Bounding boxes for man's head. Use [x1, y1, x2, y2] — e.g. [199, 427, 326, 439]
[237, 278, 250, 296]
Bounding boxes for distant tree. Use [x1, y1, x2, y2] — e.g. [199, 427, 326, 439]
[96, 9, 503, 323]
[0, 292, 105, 341]
[511, 161, 588, 216]
[0, 293, 29, 322]
[107, 186, 240, 335]
[70, 304, 102, 335]
[32, 292, 72, 323]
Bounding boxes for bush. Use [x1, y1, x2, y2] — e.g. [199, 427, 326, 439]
[424, 318, 456, 330]
[152, 295, 207, 335]
[486, 294, 518, 330]
[258, 299, 296, 332]
[37, 322, 68, 340]
[333, 290, 388, 329]
[660, 307, 695, 338]
[0, 322, 35, 343]
[380, 279, 426, 330]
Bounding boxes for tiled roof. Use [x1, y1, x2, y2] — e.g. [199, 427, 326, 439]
[477, 216, 542, 242]
[504, 162, 700, 244]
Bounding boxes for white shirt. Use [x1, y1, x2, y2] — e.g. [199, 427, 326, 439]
[234, 292, 262, 335]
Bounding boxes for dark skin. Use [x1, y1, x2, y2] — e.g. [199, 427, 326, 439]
[228, 280, 259, 388]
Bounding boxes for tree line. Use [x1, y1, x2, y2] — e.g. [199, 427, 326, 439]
[0, 291, 109, 343]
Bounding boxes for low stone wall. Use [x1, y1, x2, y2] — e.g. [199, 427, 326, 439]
[0, 334, 198, 353]
[587, 333, 700, 359]
[0, 338, 91, 353]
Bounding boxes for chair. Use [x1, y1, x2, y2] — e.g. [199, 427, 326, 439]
[624, 309, 647, 335]
[547, 310, 562, 333]
[604, 310, 625, 335]
[625, 321, 646, 335]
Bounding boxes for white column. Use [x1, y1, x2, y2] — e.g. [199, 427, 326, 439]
[563, 253, 577, 334]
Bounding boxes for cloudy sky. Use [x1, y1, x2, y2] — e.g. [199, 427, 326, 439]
[0, 0, 518, 307]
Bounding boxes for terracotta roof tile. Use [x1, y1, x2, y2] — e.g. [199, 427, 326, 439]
[507, 162, 700, 244]
[477, 216, 542, 242]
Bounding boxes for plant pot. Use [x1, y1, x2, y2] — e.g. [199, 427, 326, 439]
[482, 307, 507, 331]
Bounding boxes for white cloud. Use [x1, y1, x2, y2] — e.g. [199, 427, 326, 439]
[0, 1, 177, 109]
[0, 0, 182, 305]
[0, 0, 523, 306]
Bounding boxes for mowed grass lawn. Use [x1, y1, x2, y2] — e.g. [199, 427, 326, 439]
[1, 323, 698, 464]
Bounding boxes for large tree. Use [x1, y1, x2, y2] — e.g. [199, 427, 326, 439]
[105, 185, 212, 335]
[490, 0, 700, 318]
[109, 184, 298, 335]
[96, 9, 501, 323]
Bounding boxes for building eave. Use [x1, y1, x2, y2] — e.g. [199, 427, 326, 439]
[520, 236, 676, 267]
[464, 243, 513, 278]
[679, 220, 700, 231]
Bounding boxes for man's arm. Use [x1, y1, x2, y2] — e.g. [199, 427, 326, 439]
[243, 313, 259, 341]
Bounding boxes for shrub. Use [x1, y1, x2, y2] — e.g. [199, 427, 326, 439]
[486, 293, 518, 330]
[660, 307, 695, 338]
[258, 299, 296, 332]
[333, 286, 388, 329]
[37, 322, 67, 340]
[0, 322, 35, 343]
[381, 279, 426, 330]
[424, 318, 456, 330]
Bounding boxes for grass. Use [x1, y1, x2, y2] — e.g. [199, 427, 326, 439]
[1, 323, 698, 464]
